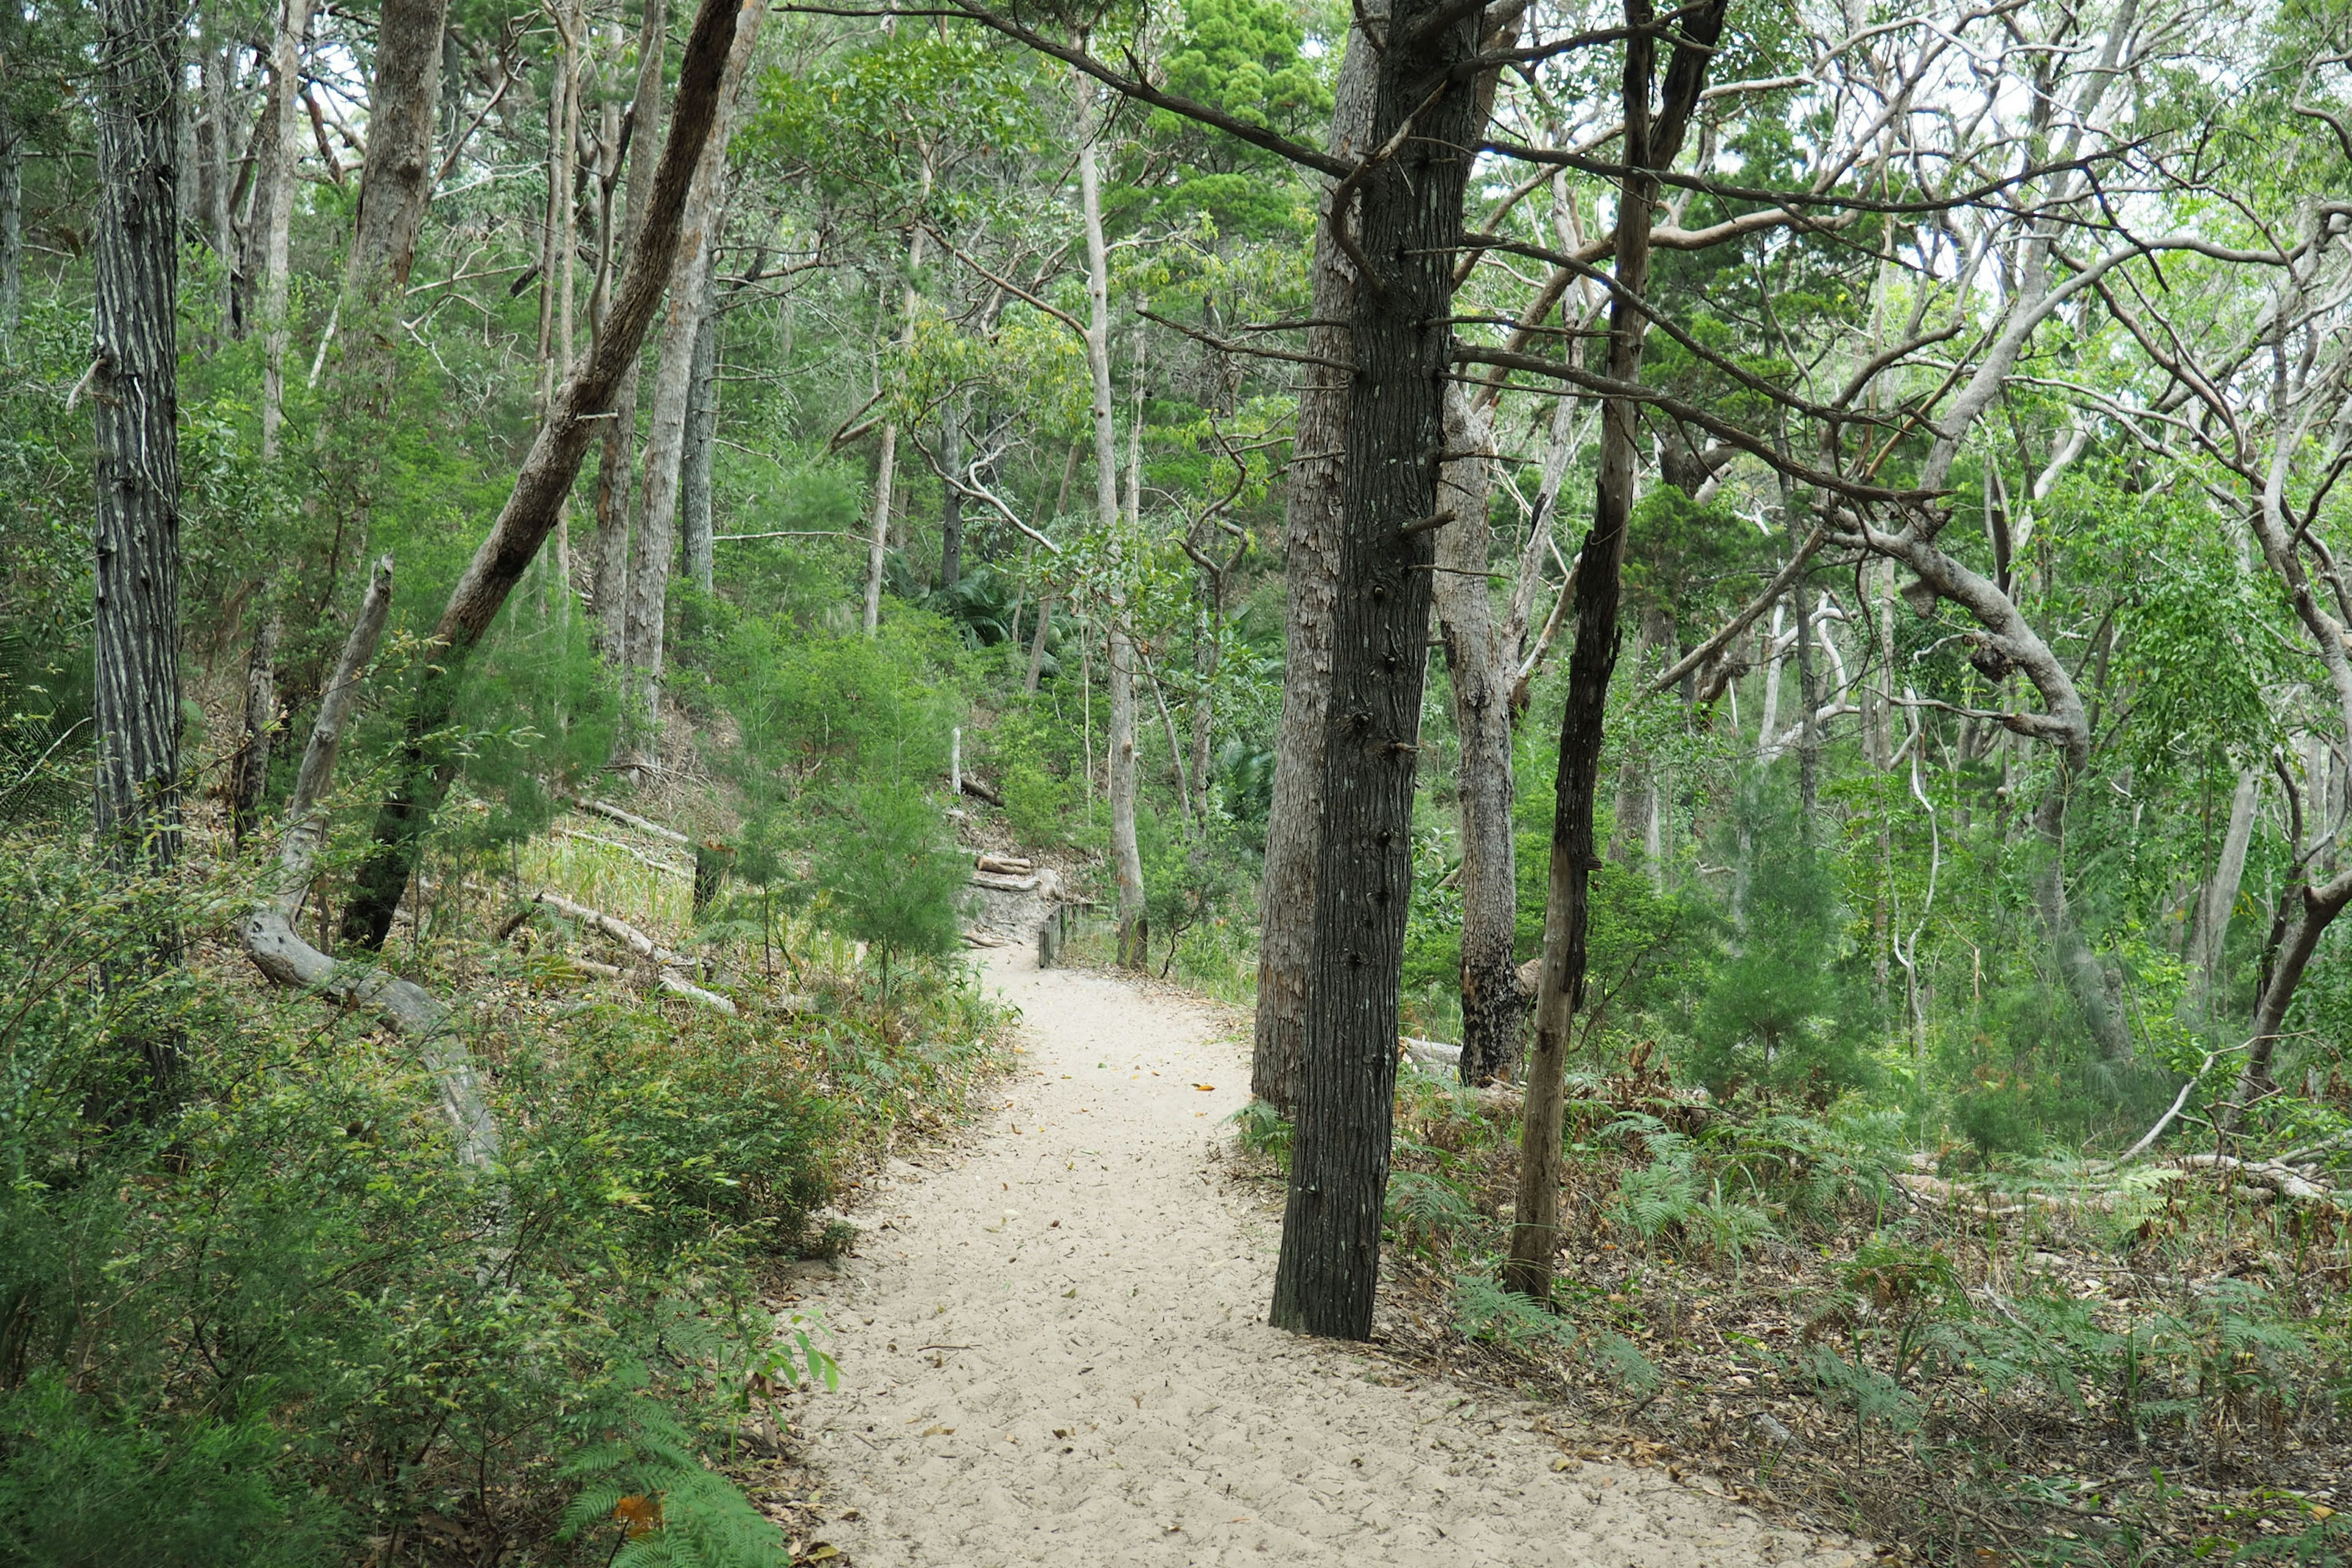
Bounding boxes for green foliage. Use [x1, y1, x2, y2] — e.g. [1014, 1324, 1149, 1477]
[810, 783, 971, 993]
[557, 1369, 791, 1568]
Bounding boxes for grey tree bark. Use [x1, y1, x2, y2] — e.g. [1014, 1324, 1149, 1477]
[2185, 767, 2259, 1009]
[230, 614, 279, 848]
[1506, 0, 1728, 1306]
[590, 0, 669, 660]
[92, 0, 184, 875]
[336, 0, 758, 950]
[620, 44, 761, 766]
[1431, 387, 1523, 1084]
[1077, 84, 1147, 967]
[0, 96, 20, 342]
[939, 393, 965, 590]
[1267, 0, 1487, 1341]
[863, 160, 931, 636]
[680, 285, 722, 594]
[344, 0, 452, 300]
[257, 0, 316, 459]
[1250, 0, 1382, 1115]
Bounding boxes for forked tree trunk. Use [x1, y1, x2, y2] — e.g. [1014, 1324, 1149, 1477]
[1431, 387, 1523, 1085]
[1077, 85, 1147, 966]
[257, 0, 316, 459]
[336, 0, 756, 951]
[590, 0, 671, 659]
[1507, 0, 1728, 1307]
[1267, 0, 1486, 1343]
[2185, 767, 2259, 1009]
[1251, 0, 1381, 1115]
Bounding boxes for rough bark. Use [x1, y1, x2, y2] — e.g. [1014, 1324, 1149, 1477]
[619, 50, 758, 767]
[230, 614, 280, 848]
[92, 0, 184, 873]
[257, 0, 316, 459]
[680, 286, 722, 593]
[1507, 0, 1727, 1306]
[590, 0, 670, 660]
[1250, 0, 1382, 1116]
[0, 103, 21, 341]
[344, 0, 453, 300]
[1266, 0, 1486, 1343]
[1431, 386, 1523, 1084]
[1077, 87, 1147, 967]
[336, 0, 756, 951]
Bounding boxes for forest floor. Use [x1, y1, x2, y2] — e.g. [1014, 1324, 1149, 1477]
[772, 944, 1877, 1567]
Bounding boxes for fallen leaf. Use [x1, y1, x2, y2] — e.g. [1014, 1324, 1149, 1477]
[1193, 1084, 1215, 1091]
[612, 1494, 662, 1538]
[921, 1425, 956, 1436]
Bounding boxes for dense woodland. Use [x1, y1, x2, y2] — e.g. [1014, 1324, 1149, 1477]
[4, 0, 2352, 1559]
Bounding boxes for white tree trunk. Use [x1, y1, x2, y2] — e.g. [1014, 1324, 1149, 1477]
[863, 158, 932, 635]
[1079, 84, 1146, 966]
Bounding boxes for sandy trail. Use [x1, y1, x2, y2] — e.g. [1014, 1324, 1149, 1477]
[793, 948, 1866, 1567]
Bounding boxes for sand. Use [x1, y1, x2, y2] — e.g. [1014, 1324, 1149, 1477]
[788, 947, 1869, 1567]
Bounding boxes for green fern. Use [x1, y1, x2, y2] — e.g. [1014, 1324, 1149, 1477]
[559, 1367, 790, 1568]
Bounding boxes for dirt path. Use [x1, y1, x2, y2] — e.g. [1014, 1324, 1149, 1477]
[792, 948, 1869, 1567]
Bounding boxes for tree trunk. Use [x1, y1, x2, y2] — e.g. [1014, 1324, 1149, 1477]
[680, 272, 722, 594]
[1507, 0, 1727, 1306]
[197, 42, 237, 333]
[1023, 594, 1054, 693]
[336, 0, 758, 951]
[939, 394, 965, 590]
[92, 0, 184, 872]
[1432, 386, 1523, 1085]
[1266, 0, 1486, 1343]
[1251, 0, 1382, 1116]
[344, 0, 452, 301]
[258, 0, 316, 459]
[619, 85, 750, 767]
[1077, 86, 1147, 966]
[230, 614, 280, 848]
[2185, 767, 2258, 1011]
[862, 162, 932, 635]
[2233, 865, 2352, 1128]
[589, 0, 670, 660]
[91, 0, 185, 1103]
[0, 104, 21, 342]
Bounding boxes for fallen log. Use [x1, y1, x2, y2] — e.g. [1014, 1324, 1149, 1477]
[975, 853, 1034, 875]
[529, 888, 737, 1015]
[959, 775, 1004, 808]
[2173, 1152, 2339, 1204]
[570, 796, 694, 847]
[971, 870, 1040, 892]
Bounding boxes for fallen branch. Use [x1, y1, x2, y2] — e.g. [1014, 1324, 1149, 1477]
[550, 824, 693, 878]
[570, 796, 694, 846]
[2172, 1152, 2339, 1204]
[530, 888, 738, 1015]
[959, 775, 1005, 808]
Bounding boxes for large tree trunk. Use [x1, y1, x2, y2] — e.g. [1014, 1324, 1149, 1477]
[2234, 865, 2352, 1128]
[1507, 0, 1727, 1306]
[1266, 0, 1486, 1343]
[91, 0, 185, 1104]
[336, 0, 759, 951]
[1077, 87, 1147, 966]
[1250, 0, 1381, 1115]
[680, 287, 722, 593]
[257, 0, 316, 459]
[590, 0, 670, 658]
[344, 0, 452, 301]
[618, 77, 753, 768]
[92, 0, 184, 873]
[1431, 386, 1523, 1085]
